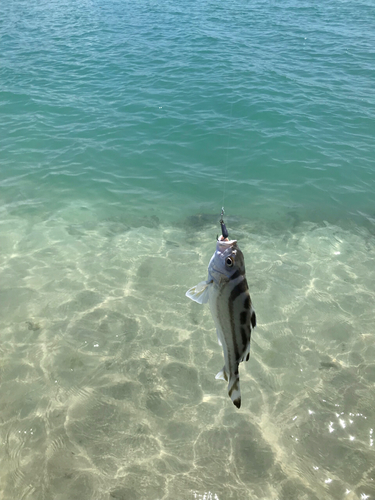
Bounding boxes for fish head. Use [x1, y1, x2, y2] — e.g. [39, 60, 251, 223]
[208, 238, 245, 282]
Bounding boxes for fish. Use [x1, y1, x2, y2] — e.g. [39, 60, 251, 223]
[186, 236, 256, 409]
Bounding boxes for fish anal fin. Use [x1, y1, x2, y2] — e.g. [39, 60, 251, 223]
[215, 367, 228, 382]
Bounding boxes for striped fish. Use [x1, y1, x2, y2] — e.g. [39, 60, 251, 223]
[186, 237, 256, 409]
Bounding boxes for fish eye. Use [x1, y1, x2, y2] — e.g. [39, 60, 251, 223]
[226, 257, 234, 267]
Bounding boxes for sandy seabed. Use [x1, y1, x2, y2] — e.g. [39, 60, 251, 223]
[0, 204, 374, 500]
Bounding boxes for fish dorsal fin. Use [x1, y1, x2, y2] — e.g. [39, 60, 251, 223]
[185, 280, 211, 304]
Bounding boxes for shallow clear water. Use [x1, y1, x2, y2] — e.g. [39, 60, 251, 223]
[1, 0, 375, 499]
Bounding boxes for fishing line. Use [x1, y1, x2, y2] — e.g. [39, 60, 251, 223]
[221, 100, 234, 209]
[219, 100, 234, 239]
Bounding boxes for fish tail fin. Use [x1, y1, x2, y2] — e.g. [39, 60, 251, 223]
[215, 366, 228, 382]
[228, 371, 241, 409]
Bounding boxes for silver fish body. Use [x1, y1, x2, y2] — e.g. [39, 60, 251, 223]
[186, 238, 256, 408]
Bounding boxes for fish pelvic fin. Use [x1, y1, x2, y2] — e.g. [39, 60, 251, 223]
[185, 280, 211, 304]
[215, 366, 228, 382]
[228, 372, 241, 409]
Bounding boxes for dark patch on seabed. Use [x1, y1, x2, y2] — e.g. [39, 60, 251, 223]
[25, 321, 41, 332]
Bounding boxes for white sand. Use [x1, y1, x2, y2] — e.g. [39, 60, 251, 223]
[0, 205, 374, 500]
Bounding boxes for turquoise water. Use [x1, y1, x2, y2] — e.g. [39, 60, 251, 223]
[1, 0, 375, 499]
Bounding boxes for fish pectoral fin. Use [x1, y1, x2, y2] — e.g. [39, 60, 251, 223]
[215, 367, 228, 382]
[185, 280, 211, 304]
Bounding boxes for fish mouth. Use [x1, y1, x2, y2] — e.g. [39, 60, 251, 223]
[217, 238, 237, 249]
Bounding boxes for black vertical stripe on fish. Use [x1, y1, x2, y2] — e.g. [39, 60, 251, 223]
[227, 284, 242, 362]
[240, 310, 248, 325]
[240, 327, 249, 350]
[243, 295, 250, 310]
[229, 279, 249, 303]
[229, 269, 242, 281]
[228, 380, 238, 397]
[228, 279, 250, 359]
[228, 367, 239, 391]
